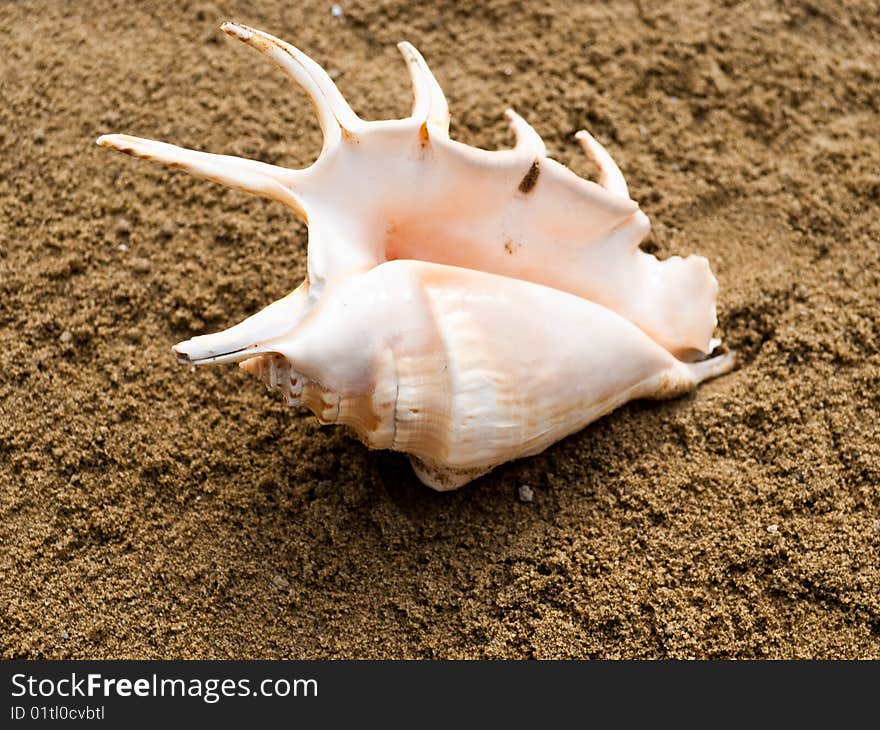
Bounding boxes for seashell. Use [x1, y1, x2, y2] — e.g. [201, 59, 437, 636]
[236, 260, 733, 489]
[97, 22, 734, 489]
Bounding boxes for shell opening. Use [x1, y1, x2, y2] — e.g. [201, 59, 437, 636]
[240, 353, 303, 405]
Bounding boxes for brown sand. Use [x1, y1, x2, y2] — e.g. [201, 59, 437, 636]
[1, 0, 879, 659]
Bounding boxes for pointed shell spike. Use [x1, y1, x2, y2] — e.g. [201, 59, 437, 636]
[397, 41, 450, 135]
[575, 130, 629, 199]
[95, 134, 307, 219]
[505, 109, 546, 157]
[221, 22, 361, 151]
[172, 283, 311, 366]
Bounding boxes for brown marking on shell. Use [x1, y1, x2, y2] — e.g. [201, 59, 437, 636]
[418, 121, 430, 148]
[518, 160, 540, 193]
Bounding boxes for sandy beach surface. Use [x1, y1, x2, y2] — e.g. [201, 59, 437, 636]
[1, 0, 878, 658]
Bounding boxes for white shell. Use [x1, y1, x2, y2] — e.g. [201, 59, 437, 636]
[97, 22, 734, 489]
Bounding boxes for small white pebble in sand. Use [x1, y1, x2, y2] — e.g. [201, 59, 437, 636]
[518, 484, 534, 502]
[273, 575, 290, 590]
[60, 630, 69, 640]
[118, 243, 128, 252]
[873, 519, 880, 533]
[59, 330, 73, 344]
[331, 4, 344, 17]
[766, 524, 779, 534]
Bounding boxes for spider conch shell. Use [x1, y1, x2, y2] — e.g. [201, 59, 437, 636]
[97, 22, 734, 490]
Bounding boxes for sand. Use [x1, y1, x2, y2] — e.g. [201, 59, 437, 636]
[1, 0, 878, 659]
